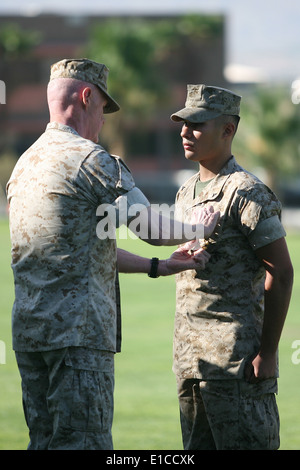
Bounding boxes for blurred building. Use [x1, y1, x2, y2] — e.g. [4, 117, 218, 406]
[0, 13, 227, 202]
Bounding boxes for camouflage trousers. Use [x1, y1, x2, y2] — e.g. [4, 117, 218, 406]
[15, 347, 114, 450]
[177, 377, 280, 450]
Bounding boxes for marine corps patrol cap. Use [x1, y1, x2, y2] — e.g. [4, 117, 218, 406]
[171, 84, 241, 123]
[50, 58, 120, 114]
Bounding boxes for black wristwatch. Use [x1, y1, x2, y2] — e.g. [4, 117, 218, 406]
[148, 257, 160, 278]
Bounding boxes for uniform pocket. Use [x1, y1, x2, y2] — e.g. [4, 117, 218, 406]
[68, 369, 113, 432]
[63, 348, 114, 433]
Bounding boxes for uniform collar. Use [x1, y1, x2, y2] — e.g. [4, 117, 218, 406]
[46, 122, 81, 137]
[192, 156, 237, 204]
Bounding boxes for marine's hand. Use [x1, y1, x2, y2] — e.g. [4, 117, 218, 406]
[160, 245, 211, 276]
[192, 205, 220, 239]
[244, 352, 277, 383]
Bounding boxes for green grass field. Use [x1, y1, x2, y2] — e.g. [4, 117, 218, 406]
[0, 218, 299, 450]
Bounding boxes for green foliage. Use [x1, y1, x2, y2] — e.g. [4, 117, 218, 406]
[235, 85, 300, 188]
[0, 23, 41, 59]
[85, 15, 223, 117]
[84, 14, 224, 155]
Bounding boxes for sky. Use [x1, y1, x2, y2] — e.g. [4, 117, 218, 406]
[0, 0, 299, 83]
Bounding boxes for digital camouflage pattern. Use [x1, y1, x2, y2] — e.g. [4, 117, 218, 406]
[173, 156, 286, 380]
[7, 122, 148, 353]
[16, 347, 114, 450]
[177, 377, 280, 450]
[171, 84, 241, 123]
[50, 58, 120, 114]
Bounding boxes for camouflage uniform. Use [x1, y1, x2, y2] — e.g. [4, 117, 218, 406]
[171, 85, 286, 450]
[6, 121, 147, 354]
[15, 347, 115, 450]
[6, 59, 150, 449]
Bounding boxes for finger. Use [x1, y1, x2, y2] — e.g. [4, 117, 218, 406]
[191, 206, 213, 223]
[191, 256, 206, 269]
[193, 248, 211, 260]
[203, 210, 220, 238]
[244, 361, 261, 384]
[177, 240, 196, 252]
[201, 205, 215, 216]
[180, 240, 201, 253]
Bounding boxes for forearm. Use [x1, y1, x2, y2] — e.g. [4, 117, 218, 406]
[115, 189, 219, 246]
[245, 238, 294, 382]
[117, 248, 169, 276]
[260, 268, 293, 356]
[145, 213, 201, 247]
[128, 206, 219, 247]
[117, 246, 210, 276]
[245, 266, 293, 382]
[117, 248, 151, 273]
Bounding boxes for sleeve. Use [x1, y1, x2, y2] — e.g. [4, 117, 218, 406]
[236, 182, 286, 250]
[78, 149, 136, 205]
[113, 187, 150, 225]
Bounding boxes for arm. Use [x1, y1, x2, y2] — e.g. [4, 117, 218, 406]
[112, 187, 219, 247]
[127, 204, 220, 247]
[245, 237, 294, 382]
[117, 245, 210, 276]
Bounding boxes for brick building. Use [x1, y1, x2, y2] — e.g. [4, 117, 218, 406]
[0, 13, 227, 201]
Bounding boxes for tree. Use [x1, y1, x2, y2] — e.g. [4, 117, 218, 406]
[0, 23, 41, 59]
[0, 23, 42, 195]
[234, 85, 300, 193]
[84, 15, 223, 155]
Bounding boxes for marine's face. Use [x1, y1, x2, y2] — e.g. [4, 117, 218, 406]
[84, 85, 108, 143]
[180, 118, 224, 163]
